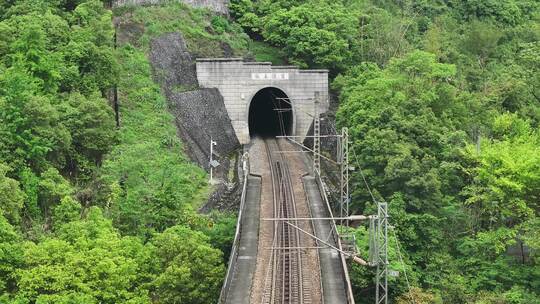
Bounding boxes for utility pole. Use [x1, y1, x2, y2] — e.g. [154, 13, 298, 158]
[313, 92, 321, 176]
[375, 202, 389, 304]
[209, 138, 218, 183]
[339, 127, 350, 233]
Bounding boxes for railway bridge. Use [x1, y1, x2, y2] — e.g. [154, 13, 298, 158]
[197, 59, 358, 304]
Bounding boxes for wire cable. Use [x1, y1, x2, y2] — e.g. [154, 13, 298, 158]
[351, 147, 378, 204]
[270, 91, 287, 136]
[328, 123, 378, 204]
[390, 225, 416, 304]
[329, 122, 416, 301]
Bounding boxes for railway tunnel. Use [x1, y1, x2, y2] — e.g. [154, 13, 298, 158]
[196, 58, 354, 304]
[196, 58, 329, 144]
[248, 87, 292, 138]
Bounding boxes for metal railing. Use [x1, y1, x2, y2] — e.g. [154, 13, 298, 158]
[218, 152, 250, 303]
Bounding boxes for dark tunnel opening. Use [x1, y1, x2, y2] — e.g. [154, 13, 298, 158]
[249, 87, 292, 138]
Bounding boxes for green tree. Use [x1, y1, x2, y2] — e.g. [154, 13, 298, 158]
[17, 208, 151, 304]
[335, 51, 477, 300]
[52, 196, 81, 229]
[461, 21, 502, 74]
[203, 213, 236, 262]
[396, 287, 442, 304]
[356, 6, 413, 65]
[453, 0, 526, 26]
[151, 225, 225, 304]
[261, 2, 357, 69]
[38, 167, 73, 219]
[62, 0, 118, 94]
[336, 51, 465, 211]
[0, 9, 70, 91]
[0, 163, 24, 224]
[62, 92, 117, 176]
[0, 66, 71, 172]
[462, 114, 539, 231]
[0, 215, 23, 295]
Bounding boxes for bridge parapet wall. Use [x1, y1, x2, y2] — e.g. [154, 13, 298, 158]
[196, 58, 329, 144]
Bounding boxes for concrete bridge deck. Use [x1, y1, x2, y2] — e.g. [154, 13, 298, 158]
[220, 139, 351, 303]
[304, 176, 349, 303]
[223, 175, 261, 304]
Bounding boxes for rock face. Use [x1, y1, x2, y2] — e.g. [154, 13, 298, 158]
[114, 15, 242, 210]
[149, 32, 198, 94]
[113, 0, 229, 15]
[168, 88, 239, 169]
[115, 20, 145, 48]
[149, 32, 240, 170]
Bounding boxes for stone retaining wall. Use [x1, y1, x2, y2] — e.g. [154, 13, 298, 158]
[149, 32, 239, 169]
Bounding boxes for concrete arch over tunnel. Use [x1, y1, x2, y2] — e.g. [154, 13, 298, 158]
[248, 87, 293, 138]
[196, 58, 329, 144]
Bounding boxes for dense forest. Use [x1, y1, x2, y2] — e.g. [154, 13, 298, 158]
[228, 0, 540, 302]
[0, 0, 538, 303]
[0, 1, 240, 303]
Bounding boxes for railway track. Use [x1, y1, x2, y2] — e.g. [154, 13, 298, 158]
[261, 138, 312, 304]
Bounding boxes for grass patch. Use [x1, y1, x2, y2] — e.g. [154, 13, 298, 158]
[101, 44, 208, 236]
[102, 3, 286, 236]
[116, 3, 250, 57]
[247, 40, 287, 64]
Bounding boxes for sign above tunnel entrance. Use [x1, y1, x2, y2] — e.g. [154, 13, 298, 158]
[251, 73, 290, 80]
[196, 58, 329, 144]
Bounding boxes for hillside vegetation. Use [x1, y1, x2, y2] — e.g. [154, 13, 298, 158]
[0, 0, 539, 303]
[0, 1, 253, 303]
[230, 0, 540, 302]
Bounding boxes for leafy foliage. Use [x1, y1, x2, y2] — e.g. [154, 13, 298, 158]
[0, 0, 538, 303]
[230, 0, 539, 301]
[262, 2, 357, 69]
[231, 0, 358, 70]
[0, 164, 24, 224]
[17, 208, 150, 304]
[325, 1, 540, 301]
[0, 1, 235, 303]
[150, 226, 224, 303]
[100, 44, 207, 237]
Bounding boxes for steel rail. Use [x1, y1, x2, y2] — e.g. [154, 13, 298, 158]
[302, 174, 325, 303]
[262, 138, 312, 304]
[279, 139, 306, 304]
[261, 140, 280, 304]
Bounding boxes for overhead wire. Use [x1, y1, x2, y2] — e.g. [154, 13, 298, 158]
[328, 122, 415, 301]
[269, 92, 415, 300]
[328, 123, 377, 204]
[391, 225, 415, 304]
[270, 91, 288, 136]
[262, 90, 417, 300]
[351, 147, 378, 204]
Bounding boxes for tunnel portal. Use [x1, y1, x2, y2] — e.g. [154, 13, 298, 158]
[196, 58, 328, 144]
[248, 88, 292, 138]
